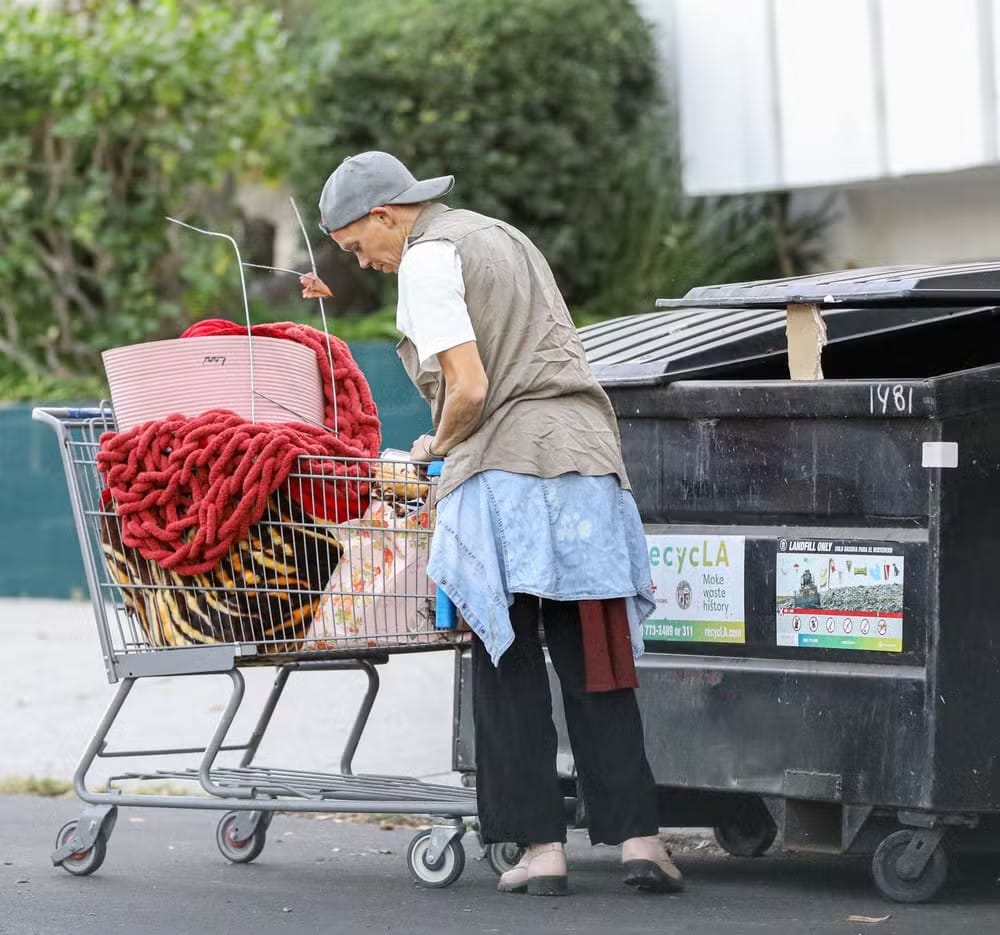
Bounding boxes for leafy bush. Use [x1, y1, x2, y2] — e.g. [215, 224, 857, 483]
[291, 0, 828, 319]
[293, 0, 662, 308]
[582, 111, 830, 318]
[0, 1, 302, 393]
[0, 0, 831, 404]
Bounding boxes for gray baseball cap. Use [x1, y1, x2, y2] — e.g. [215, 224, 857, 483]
[318, 151, 455, 233]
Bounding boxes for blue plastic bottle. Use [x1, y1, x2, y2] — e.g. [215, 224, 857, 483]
[425, 460, 457, 630]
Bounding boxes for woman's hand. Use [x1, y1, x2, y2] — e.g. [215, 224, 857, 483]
[409, 434, 441, 462]
[299, 271, 333, 299]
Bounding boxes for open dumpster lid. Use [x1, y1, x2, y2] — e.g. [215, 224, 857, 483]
[654, 262, 1000, 310]
[582, 260, 1000, 385]
[580, 303, 998, 384]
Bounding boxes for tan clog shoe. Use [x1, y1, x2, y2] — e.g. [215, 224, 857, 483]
[497, 842, 568, 896]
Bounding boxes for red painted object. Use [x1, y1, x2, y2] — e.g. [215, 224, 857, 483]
[98, 320, 382, 574]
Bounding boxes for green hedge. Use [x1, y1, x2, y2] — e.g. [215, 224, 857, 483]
[295, 0, 662, 308]
[0, 0, 301, 394]
[0, 0, 828, 402]
[292, 0, 826, 319]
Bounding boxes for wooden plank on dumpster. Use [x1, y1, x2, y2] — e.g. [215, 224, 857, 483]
[786, 302, 827, 380]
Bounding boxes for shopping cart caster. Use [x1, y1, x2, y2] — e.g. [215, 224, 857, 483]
[52, 805, 118, 876]
[484, 842, 526, 876]
[406, 826, 466, 888]
[713, 797, 777, 857]
[871, 829, 948, 903]
[215, 810, 269, 864]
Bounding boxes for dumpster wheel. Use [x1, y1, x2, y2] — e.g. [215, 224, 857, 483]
[871, 829, 948, 903]
[713, 798, 777, 858]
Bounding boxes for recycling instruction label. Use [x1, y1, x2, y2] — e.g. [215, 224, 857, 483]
[776, 538, 904, 652]
[643, 535, 746, 644]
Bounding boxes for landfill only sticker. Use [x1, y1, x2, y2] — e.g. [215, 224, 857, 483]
[776, 538, 904, 652]
[643, 535, 746, 644]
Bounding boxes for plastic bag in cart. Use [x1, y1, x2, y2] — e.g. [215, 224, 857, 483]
[307, 498, 469, 650]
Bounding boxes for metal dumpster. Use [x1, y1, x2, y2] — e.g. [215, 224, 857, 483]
[452, 263, 1000, 902]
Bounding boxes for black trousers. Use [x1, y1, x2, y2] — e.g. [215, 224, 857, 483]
[472, 593, 660, 846]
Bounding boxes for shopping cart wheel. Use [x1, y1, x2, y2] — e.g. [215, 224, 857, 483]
[54, 820, 107, 877]
[871, 829, 948, 903]
[406, 829, 466, 888]
[216, 811, 267, 864]
[484, 842, 526, 876]
[713, 798, 778, 857]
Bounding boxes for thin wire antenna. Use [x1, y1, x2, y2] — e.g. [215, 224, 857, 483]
[242, 262, 304, 277]
[253, 391, 328, 430]
[165, 216, 257, 424]
[289, 195, 339, 436]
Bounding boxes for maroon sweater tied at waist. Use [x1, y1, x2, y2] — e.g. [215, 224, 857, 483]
[578, 598, 638, 693]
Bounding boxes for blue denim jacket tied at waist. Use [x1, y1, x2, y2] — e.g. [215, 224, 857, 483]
[427, 470, 655, 665]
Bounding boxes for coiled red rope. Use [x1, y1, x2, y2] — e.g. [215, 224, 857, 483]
[97, 320, 381, 576]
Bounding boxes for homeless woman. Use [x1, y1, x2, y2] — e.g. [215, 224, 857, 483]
[313, 151, 683, 897]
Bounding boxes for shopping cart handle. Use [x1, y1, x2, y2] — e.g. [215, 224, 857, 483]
[66, 407, 107, 420]
[426, 460, 445, 477]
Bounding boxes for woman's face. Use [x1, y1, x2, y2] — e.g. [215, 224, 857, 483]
[331, 208, 406, 274]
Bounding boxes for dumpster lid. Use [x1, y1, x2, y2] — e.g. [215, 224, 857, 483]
[581, 302, 998, 385]
[655, 262, 1000, 310]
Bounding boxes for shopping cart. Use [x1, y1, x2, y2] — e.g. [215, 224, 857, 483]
[33, 405, 488, 888]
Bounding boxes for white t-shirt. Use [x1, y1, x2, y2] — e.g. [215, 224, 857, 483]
[397, 240, 476, 371]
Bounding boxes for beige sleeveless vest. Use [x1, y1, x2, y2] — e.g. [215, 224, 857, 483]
[396, 203, 629, 500]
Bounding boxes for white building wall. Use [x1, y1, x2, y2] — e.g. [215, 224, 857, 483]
[814, 163, 1000, 268]
[774, 0, 883, 187]
[671, 0, 1000, 195]
[660, 0, 1000, 268]
[671, 0, 783, 191]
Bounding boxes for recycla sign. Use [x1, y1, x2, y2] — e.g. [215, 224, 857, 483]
[643, 535, 746, 646]
[648, 538, 733, 574]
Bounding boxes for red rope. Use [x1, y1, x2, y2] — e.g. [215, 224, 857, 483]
[98, 321, 381, 576]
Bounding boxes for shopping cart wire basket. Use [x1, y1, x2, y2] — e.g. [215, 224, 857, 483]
[33, 405, 487, 888]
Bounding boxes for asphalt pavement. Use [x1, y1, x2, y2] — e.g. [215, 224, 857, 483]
[3, 796, 999, 935]
[3, 601, 1000, 933]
